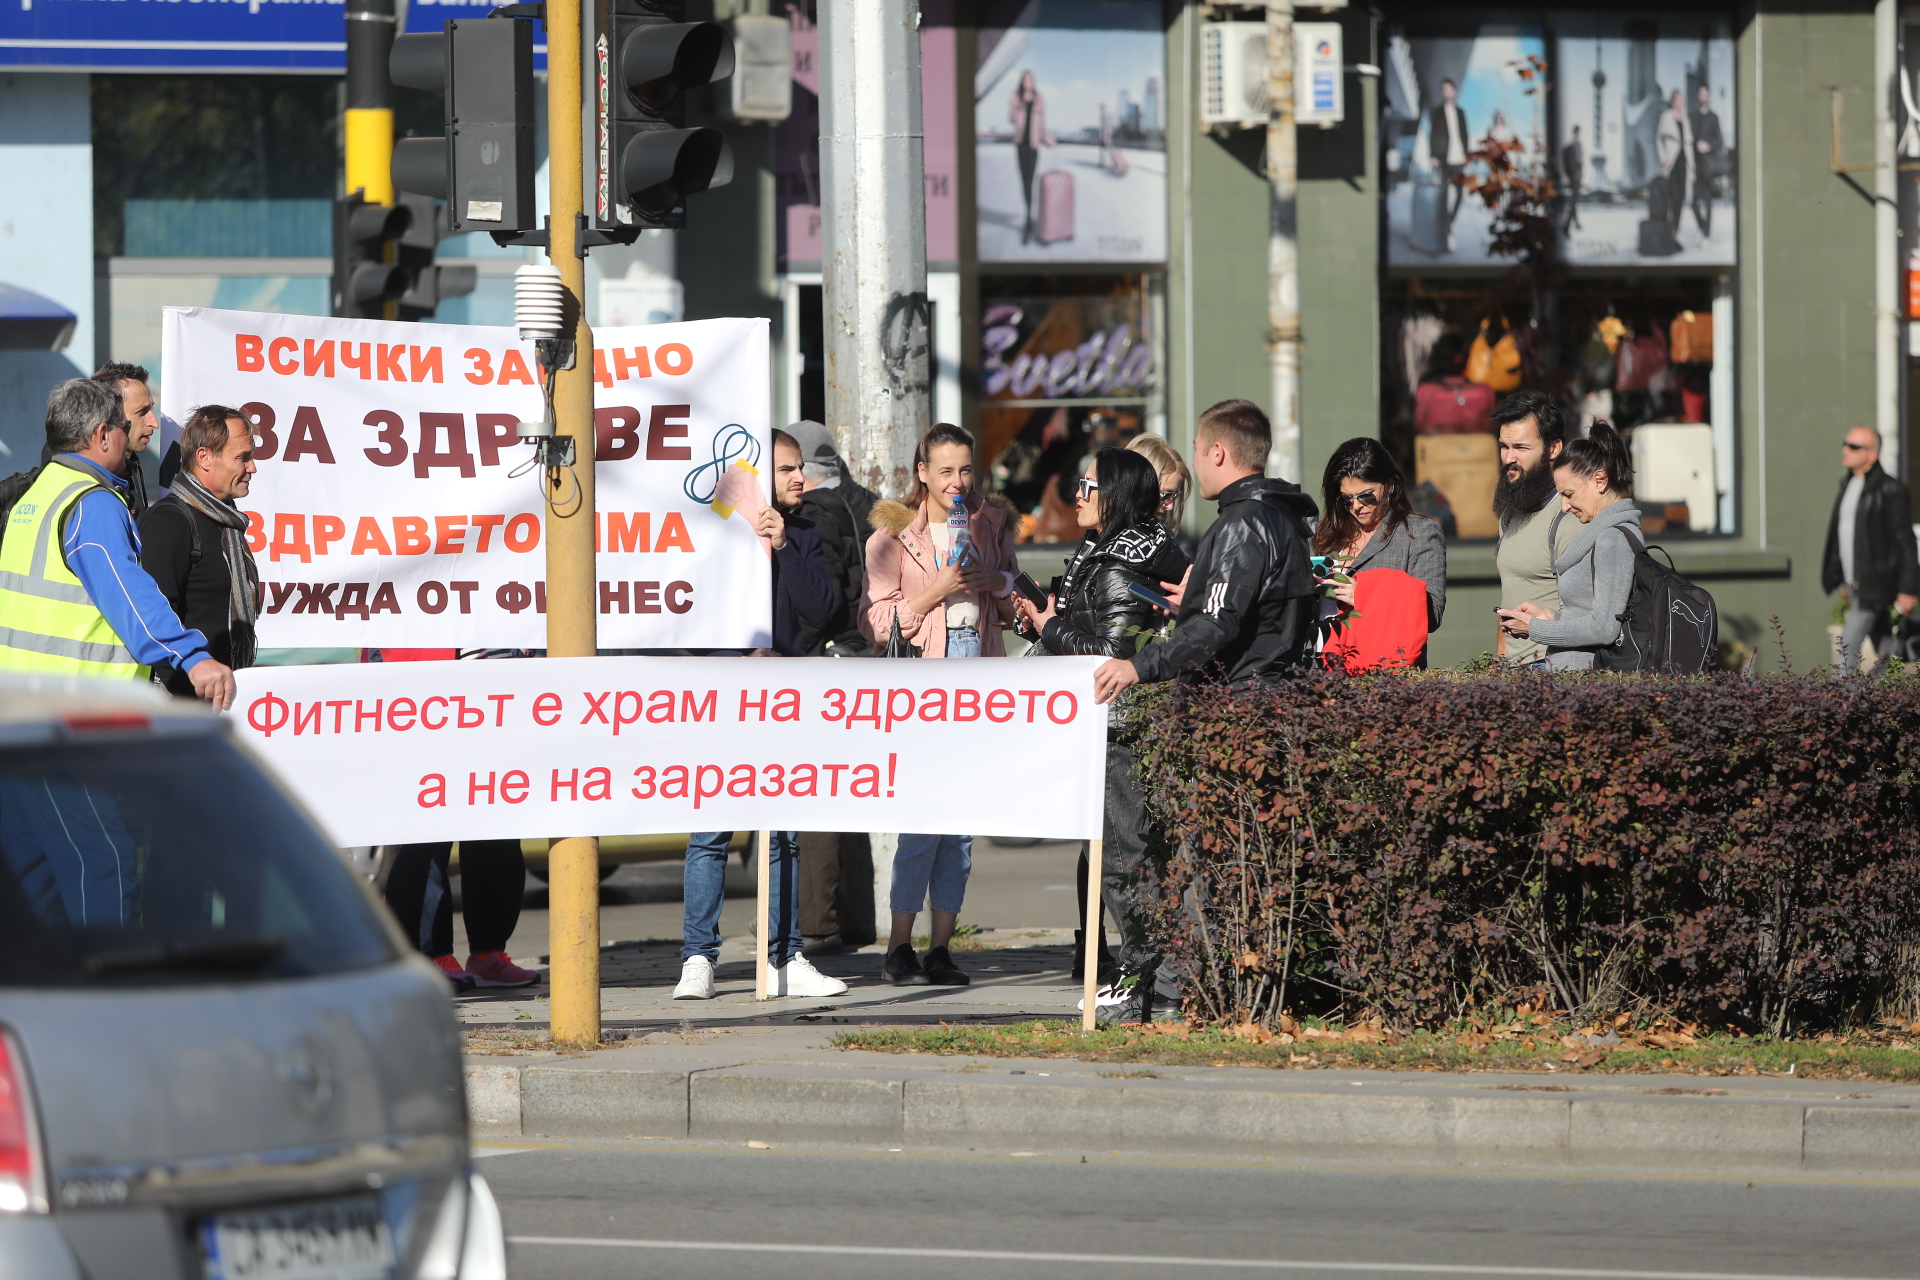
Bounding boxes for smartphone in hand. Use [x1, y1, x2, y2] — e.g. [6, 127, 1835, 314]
[1129, 581, 1175, 613]
[1012, 571, 1049, 610]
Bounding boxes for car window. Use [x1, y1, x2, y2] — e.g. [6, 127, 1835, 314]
[0, 733, 397, 986]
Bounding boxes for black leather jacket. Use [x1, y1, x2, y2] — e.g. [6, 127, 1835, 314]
[1132, 475, 1319, 686]
[1041, 523, 1192, 659]
[1821, 463, 1920, 612]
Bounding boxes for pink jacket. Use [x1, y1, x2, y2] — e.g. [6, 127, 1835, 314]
[860, 496, 1020, 658]
[1009, 89, 1051, 149]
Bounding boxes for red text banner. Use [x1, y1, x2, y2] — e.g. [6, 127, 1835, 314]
[159, 307, 772, 648]
[235, 656, 1109, 843]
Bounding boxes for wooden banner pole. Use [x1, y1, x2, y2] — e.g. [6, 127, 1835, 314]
[754, 829, 773, 999]
[1081, 838, 1105, 1031]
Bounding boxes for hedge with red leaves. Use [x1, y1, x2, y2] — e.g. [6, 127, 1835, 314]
[1130, 671, 1920, 1034]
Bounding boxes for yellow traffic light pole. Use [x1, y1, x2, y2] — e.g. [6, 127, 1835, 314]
[344, 0, 395, 204]
[543, 0, 601, 1049]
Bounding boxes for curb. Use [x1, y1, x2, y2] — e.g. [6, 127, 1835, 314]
[464, 1061, 1920, 1175]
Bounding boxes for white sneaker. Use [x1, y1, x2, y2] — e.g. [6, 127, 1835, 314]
[672, 955, 715, 1000]
[1077, 981, 1129, 1013]
[770, 954, 848, 998]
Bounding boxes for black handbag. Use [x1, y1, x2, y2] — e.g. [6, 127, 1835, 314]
[883, 609, 921, 659]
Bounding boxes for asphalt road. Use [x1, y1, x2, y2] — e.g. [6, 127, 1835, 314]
[480, 1141, 1920, 1280]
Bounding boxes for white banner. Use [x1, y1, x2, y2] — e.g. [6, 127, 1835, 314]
[159, 307, 772, 649]
[235, 656, 1108, 844]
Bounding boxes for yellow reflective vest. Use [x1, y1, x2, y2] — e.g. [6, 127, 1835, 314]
[0, 459, 149, 679]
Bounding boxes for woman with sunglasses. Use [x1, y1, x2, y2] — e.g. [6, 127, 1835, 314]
[1014, 447, 1191, 1018]
[1313, 437, 1447, 667]
[1127, 433, 1192, 532]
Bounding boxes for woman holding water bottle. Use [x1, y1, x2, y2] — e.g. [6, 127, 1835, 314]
[862, 423, 1021, 985]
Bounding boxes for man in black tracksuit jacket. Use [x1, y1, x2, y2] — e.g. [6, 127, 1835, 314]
[1094, 399, 1319, 698]
[1090, 398, 1319, 1022]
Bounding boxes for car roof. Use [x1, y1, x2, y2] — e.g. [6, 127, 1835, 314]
[0, 672, 218, 742]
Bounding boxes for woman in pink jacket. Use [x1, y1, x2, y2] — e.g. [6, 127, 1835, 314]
[861, 422, 1020, 986]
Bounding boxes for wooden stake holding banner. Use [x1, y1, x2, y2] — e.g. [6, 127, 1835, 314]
[754, 829, 773, 999]
[1081, 838, 1104, 1031]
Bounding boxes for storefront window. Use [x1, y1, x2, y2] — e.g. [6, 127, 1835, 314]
[1379, 9, 1738, 541]
[978, 273, 1164, 543]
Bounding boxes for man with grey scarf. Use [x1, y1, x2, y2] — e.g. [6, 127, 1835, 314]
[139, 404, 260, 697]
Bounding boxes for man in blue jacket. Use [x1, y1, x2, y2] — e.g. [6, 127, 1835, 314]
[673, 428, 847, 1001]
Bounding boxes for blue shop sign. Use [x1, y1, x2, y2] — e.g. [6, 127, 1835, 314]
[0, 0, 544, 73]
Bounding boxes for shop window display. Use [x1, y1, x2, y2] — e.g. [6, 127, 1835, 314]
[978, 273, 1163, 542]
[1382, 277, 1731, 540]
[1379, 7, 1737, 542]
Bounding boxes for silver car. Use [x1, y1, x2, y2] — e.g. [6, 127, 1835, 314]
[0, 674, 504, 1280]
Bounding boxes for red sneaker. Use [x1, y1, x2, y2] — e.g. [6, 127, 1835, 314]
[467, 951, 540, 988]
[432, 953, 476, 993]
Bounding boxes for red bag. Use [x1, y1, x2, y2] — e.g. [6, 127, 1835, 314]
[1614, 331, 1669, 392]
[1414, 377, 1496, 435]
[1322, 567, 1431, 673]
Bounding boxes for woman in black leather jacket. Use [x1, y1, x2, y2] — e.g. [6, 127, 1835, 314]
[1014, 446, 1191, 1021]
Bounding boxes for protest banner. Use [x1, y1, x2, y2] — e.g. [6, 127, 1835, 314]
[158, 307, 772, 649]
[235, 655, 1108, 846]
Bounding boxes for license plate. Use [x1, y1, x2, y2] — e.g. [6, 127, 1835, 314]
[200, 1195, 395, 1280]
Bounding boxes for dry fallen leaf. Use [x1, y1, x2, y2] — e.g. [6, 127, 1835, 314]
[747, 1140, 772, 1150]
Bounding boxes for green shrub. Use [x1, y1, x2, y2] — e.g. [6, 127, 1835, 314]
[1131, 670, 1920, 1035]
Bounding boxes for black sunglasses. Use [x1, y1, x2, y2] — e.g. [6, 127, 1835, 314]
[1342, 490, 1383, 508]
[1842, 441, 1871, 452]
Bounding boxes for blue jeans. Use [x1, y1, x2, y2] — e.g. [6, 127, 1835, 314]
[891, 833, 971, 914]
[682, 831, 800, 966]
[945, 625, 980, 658]
[0, 780, 138, 927]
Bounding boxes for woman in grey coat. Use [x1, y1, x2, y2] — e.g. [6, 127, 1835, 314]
[1314, 437, 1447, 633]
[1497, 422, 1642, 670]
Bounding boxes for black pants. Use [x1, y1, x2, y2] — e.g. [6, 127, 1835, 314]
[1437, 163, 1465, 227]
[1074, 738, 1180, 999]
[1017, 143, 1039, 232]
[383, 839, 525, 958]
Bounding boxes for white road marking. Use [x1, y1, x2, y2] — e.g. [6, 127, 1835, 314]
[505, 1237, 1901, 1280]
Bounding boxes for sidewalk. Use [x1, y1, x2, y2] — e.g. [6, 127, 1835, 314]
[460, 937, 1920, 1177]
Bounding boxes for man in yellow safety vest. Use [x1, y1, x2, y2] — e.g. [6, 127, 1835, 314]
[0, 377, 234, 708]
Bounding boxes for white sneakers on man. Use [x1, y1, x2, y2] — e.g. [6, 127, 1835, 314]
[1077, 980, 1129, 1013]
[672, 955, 715, 1000]
[769, 954, 848, 998]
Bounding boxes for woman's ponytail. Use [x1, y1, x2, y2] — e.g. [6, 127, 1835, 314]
[1554, 420, 1633, 497]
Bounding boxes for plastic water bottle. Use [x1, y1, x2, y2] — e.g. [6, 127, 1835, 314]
[946, 493, 973, 567]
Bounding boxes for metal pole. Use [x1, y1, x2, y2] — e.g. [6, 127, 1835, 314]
[344, 0, 396, 206]
[545, 0, 601, 1049]
[1081, 839, 1105, 1032]
[1875, 0, 1900, 476]
[822, 0, 927, 939]
[819, 0, 932, 499]
[1265, 0, 1301, 483]
[754, 830, 773, 999]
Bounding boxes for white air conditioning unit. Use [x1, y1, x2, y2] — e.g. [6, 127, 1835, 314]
[715, 14, 792, 123]
[1201, 22, 1269, 129]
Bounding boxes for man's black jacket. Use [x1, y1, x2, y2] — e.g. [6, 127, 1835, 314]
[1132, 475, 1319, 686]
[1821, 462, 1920, 611]
[796, 471, 877, 654]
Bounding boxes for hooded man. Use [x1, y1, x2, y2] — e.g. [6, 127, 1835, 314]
[788, 419, 879, 656]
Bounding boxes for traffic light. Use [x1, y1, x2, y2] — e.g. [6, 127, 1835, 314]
[597, 1, 736, 231]
[389, 17, 537, 236]
[395, 193, 479, 321]
[331, 193, 410, 319]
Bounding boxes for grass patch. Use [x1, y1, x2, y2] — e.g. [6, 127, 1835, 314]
[832, 1016, 1920, 1083]
[911, 922, 990, 951]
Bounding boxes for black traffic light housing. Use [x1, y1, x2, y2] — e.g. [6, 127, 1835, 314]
[331, 193, 410, 319]
[596, 1, 736, 231]
[395, 193, 479, 321]
[390, 16, 537, 235]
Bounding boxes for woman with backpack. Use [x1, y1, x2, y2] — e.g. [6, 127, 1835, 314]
[1496, 422, 1642, 670]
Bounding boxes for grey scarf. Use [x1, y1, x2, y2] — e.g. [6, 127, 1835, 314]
[168, 471, 259, 670]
